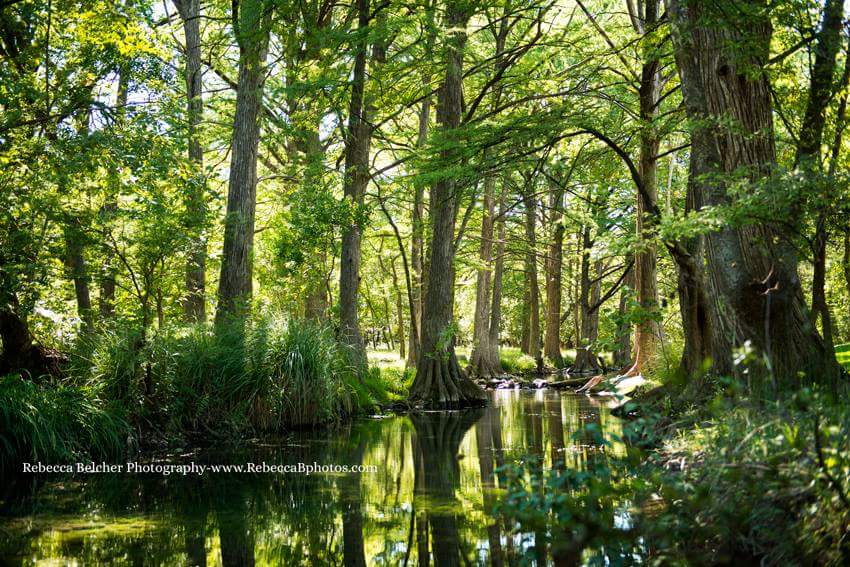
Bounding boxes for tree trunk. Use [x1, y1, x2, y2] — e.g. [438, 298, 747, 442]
[408, 7, 436, 368]
[571, 229, 602, 374]
[522, 187, 541, 366]
[613, 262, 634, 369]
[215, 1, 270, 325]
[484, 181, 508, 374]
[468, 174, 496, 377]
[797, 0, 845, 352]
[100, 67, 129, 320]
[625, 0, 663, 377]
[845, 231, 850, 334]
[543, 176, 565, 367]
[64, 220, 93, 334]
[391, 258, 406, 360]
[410, 0, 485, 408]
[667, 0, 841, 389]
[175, 0, 207, 323]
[339, 0, 381, 371]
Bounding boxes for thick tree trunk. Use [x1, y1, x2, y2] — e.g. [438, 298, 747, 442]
[522, 188, 541, 366]
[215, 1, 270, 325]
[0, 296, 39, 376]
[667, 0, 841, 389]
[175, 0, 207, 323]
[543, 177, 565, 367]
[410, 0, 485, 408]
[339, 0, 381, 371]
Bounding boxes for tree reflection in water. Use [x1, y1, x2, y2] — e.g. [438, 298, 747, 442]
[0, 390, 626, 565]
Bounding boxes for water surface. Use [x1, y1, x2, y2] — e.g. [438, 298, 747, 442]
[0, 390, 629, 565]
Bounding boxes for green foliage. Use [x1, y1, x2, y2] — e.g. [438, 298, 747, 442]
[73, 317, 387, 436]
[0, 374, 128, 470]
[501, 387, 850, 565]
[499, 347, 537, 374]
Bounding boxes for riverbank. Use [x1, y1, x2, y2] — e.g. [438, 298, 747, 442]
[0, 318, 403, 471]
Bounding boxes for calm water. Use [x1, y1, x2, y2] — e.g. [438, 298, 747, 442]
[0, 390, 630, 565]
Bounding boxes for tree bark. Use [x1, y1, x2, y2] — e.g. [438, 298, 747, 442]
[391, 257, 407, 360]
[100, 67, 129, 320]
[625, 0, 663, 377]
[408, 5, 437, 368]
[571, 228, 602, 374]
[175, 0, 207, 323]
[522, 187, 541, 366]
[410, 0, 485, 408]
[339, 0, 382, 371]
[215, 0, 270, 325]
[667, 0, 842, 389]
[613, 262, 634, 369]
[484, 180, 508, 374]
[543, 175, 565, 367]
[468, 173, 496, 377]
[64, 220, 93, 334]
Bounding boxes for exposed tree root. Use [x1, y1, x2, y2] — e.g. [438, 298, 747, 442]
[410, 351, 487, 409]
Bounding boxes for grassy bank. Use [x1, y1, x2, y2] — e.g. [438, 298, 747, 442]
[1, 317, 396, 470]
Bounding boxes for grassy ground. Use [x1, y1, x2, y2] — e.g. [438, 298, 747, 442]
[368, 345, 580, 377]
[836, 343, 850, 370]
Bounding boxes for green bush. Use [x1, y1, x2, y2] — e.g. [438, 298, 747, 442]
[0, 374, 128, 469]
[71, 316, 388, 436]
[500, 389, 850, 565]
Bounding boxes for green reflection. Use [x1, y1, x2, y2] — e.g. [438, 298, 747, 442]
[0, 391, 627, 565]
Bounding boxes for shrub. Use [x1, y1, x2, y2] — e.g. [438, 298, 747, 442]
[0, 374, 128, 469]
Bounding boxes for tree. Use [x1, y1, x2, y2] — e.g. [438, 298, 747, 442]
[338, 0, 384, 371]
[174, 0, 207, 323]
[409, 0, 485, 408]
[667, 0, 842, 388]
[215, 0, 272, 325]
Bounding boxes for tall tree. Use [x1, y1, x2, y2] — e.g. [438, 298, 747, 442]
[339, 0, 383, 370]
[667, 0, 842, 388]
[624, 0, 663, 377]
[174, 0, 207, 323]
[409, 0, 485, 408]
[408, 1, 437, 367]
[215, 0, 271, 324]
[469, 3, 510, 378]
[543, 172, 565, 366]
[521, 183, 541, 366]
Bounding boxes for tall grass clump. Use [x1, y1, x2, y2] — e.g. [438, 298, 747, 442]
[262, 318, 356, 427]
[0, 374, 128, 470]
